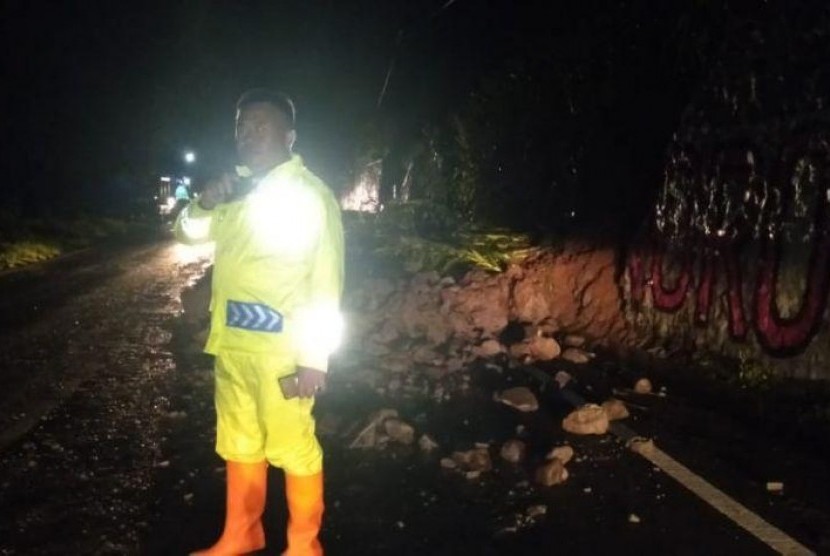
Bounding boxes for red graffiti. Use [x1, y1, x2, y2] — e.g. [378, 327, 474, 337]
[693, 251, 747, 339]
[651, 252, 692, 311]
[628, 247, 750, 341]
[694, 255, 715, 325]
[723, 250, 748, 340]
[627, 128, 830, 356]
[628, 211, 827, 354]
[754, 198, 830, 354]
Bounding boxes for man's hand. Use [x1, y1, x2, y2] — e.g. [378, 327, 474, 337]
[197, 174, 234, 210]
[296, 366, 326, 398]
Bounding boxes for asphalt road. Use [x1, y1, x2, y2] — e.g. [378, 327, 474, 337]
[0, 241, 825, 555]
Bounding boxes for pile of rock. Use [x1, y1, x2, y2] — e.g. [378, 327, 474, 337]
[179, 244, 630, 380]
[342, 264, 604, 388]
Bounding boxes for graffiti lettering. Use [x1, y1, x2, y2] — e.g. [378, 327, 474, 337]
[627, 130, 830, 356]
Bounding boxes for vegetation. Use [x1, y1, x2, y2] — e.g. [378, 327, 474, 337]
[0, 211, 155, 271]
[344, 201, 535, 276]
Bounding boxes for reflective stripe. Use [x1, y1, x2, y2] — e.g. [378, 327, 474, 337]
[226, 300, 283, 333]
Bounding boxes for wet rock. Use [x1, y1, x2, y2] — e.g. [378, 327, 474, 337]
[440, 457, 457, 470]
[634, 378, 653, 394]
[384, 418, 415, 445]
[473, 339, 504, 359]
[535, 458, 569, 487]
[562, 334, 586, 348]
[553, 371, 573, 389]
[451, 446, 492, 473]
[546, 445, 574, 465]
[562, 404, 609, 435]
[495, 387, 539, 412]
[560, 347, 592, 364]
[601, 399, 629, 421]
[526, 505, 547, 519]
[349, 408, 399, 449]
[528, 336, 561, 361]
[766, 482, 784, 493]
[418, 434, 439, 452]
[499, 439, 526, 464]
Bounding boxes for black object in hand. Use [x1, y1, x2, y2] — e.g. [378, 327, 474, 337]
[278, 373, 299, 400]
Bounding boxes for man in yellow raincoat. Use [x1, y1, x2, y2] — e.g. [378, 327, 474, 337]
[175, 89, 343, 556]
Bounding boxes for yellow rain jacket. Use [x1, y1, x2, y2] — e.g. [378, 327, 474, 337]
[174, 155, 344, 372]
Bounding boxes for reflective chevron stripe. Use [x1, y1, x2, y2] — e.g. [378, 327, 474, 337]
[226, 300, 283, 333]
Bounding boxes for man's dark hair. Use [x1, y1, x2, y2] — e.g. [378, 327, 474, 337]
[236, 88, 296, 128]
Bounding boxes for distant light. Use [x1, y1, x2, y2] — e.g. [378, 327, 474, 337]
[182, 176, 191, 186]
[160, 176, 171, 182]
[184, 151, 196, 164]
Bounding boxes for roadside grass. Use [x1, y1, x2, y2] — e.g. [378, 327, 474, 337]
[344, 202, 538, 276]
[0, 213, 157, 271]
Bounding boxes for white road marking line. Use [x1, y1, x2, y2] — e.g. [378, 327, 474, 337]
[612, 422, 815, 555]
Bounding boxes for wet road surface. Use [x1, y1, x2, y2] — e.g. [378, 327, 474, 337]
[0, 241, 826, 554]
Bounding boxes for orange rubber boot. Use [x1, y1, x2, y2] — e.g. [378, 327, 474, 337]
[191, 461, 268, 556]
[283, 472, 324, 556]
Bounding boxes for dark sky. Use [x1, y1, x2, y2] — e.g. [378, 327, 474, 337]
[3, 0, 527, 210]
[8, 1, 797, 219]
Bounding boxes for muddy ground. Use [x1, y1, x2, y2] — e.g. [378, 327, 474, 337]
[0, 241, 828, 555]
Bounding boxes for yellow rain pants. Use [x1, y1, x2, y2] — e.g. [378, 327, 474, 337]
[174, 154, 343, 471]
[215, 351, 321, 475]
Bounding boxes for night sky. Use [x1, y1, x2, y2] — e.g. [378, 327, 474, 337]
[6, 1, 805, 222]
[3, 1, 518, 209]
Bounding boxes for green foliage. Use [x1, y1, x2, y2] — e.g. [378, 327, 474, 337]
[0, 213, 152, 271]
[449, 117, 478, 222]
[735, 351, 778, 390]
[345, 201, 533, 276]
[0, 241, 61, 269]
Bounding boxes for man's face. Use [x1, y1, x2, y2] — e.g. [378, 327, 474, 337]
[235, 101, 294, 173]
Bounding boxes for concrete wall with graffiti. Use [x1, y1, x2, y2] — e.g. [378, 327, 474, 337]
[622, 120, 830, 379]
